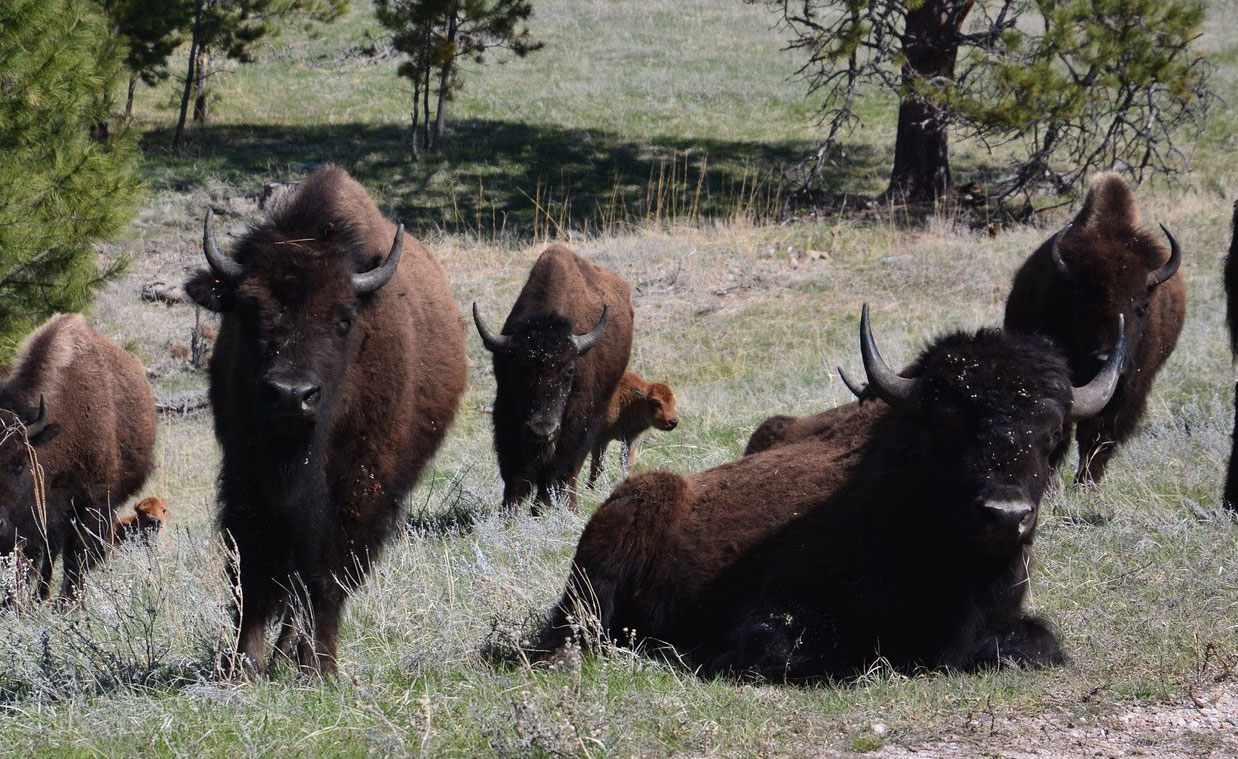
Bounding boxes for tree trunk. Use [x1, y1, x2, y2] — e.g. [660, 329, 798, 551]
[172, 0, 205, 155]
[122, 76, 138, 120]
[192, 46, 210, 124]
[431, 13, 458, 151]
[884, 0, 974, 203]
[422, 59, 432, 151]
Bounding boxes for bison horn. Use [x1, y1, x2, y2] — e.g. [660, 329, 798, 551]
[859, 304, 921, 416]
[1050, 224, 1077, 284]
[1069, 314, 1126, 421]
[1146, 224, 1181, 288]
[203, 210, 244, 284]
[836, 365, 868, 400]
[472, 302, 510, 353]
[23, 395, 47, 438]
[352, 223, 404, 294]
[572, 305, 609, 355]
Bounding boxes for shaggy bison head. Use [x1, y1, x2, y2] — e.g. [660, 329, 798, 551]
[186, 210, 403, 437]
[856, 305, 1123, 554]
[1046, 176, 1180, 384]
[0, 399, 60, 551]
[641, 382, 678, 431]
[473, 303, 609, 456]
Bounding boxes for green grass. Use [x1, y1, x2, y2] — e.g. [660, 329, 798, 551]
[3, 0, 1238, 756]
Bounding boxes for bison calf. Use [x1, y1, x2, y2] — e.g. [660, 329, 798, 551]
[0, 314, 157, 603]
[537, 305, 1124, 681]
[474, 245, 633, 515]
[1004, 172, 1185, 484]
[586, 371, 678, 486]
[113, 496, 168, 547]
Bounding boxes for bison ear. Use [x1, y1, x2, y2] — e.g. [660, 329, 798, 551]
[185, 269, 235, 313]
[630, 385, 646, 400]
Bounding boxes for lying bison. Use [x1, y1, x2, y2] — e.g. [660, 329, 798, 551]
[1224, 202, 1238, 510]
[113, 496, 168, 547]
[536, 306, 1124, 681]
[1004, 172, 1185, 484]
[0, 314, 157, 602]
[586, 370, 678, 486]
[474, 245, 633, 514]
[185, 166, 467, 675]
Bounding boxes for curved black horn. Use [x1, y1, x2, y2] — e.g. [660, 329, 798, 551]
[23, 395, 47, 438]
[836, 365, 868, 400]
[1069, 314, 1126, 421]
[572, 305, 609, 354]
[353, 223, 404, 294]
[859, 304, 921, 415]
[1050, 224, 1077, 284]
[203, 210, 243, 283]
[1147, 223, 1181, 288]
[472, 302, 510, 353]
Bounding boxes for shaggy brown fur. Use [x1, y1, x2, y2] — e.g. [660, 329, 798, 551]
[1004, 172, 1186, 483]
[537, 326, 1100, 682]
[743, 400, 867, 456]
[0, 315, 157, 602]
[113, 496, 167, 546]
[1224, 203, 1238, 510]
[476, 245, 633, 514]
[586, 371, 678, 486]
[185, 166, 467, 675]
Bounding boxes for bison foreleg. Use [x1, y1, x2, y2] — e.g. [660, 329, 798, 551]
[1225, 381, 1238, 510]
[587, 440, 609, 487]
[968, 615, 1064, 670]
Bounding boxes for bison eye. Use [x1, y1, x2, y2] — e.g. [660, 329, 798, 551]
[335, 316, 353, 336]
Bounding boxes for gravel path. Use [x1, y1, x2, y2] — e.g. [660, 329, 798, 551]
[871, 682, 1238, 758]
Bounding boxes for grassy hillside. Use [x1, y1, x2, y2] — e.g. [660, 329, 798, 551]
[1, 1, 1236, 756]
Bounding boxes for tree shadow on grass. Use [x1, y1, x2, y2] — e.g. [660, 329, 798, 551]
[141, 119, 883, 238]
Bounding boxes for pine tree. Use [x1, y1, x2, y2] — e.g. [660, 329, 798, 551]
[94, 0, 194, 120]
[0, 0, 140, 359]
[375, 0, 541, 155]
[755, 0, 1214, 203]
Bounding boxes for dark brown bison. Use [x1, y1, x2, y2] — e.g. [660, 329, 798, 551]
[1224, 202, 1238, 510]
[1004, 172, 1185, 484]
[743, 395, 865, 456]
[535, 306, 1124, 681]
[184, 166, 467, 675]
[0, 314, 157, 602]
[586, 370, 678, 486]
[473, 245, 633, 514]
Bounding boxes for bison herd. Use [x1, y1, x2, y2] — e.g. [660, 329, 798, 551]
[0, 166, 1230, 683]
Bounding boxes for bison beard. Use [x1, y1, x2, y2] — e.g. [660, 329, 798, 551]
[186, 166, 467, 676]
[535, 306, 1122, 682]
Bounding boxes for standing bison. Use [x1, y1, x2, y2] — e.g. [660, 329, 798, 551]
[1224, 202, 1238, 510]
[536, 306, 1124, 681]
[1004, 172, 1185, 484]
[0, 314, 156, 602]
[473, 245, 633, 514]
[586, 370, 679, 486]
[185, 166, 467, 675]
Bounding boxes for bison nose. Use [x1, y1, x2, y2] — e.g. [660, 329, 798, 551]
[526, 421, 559, 444]
[978, 498, 1036, 544]
[665, 418, 678, 430]
[265, 379, 322, 417]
